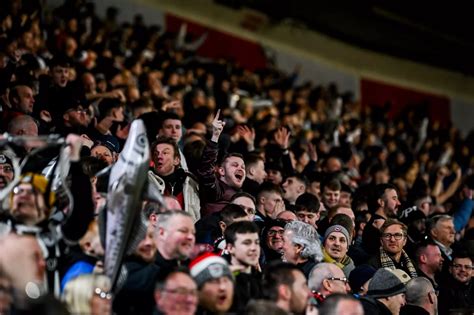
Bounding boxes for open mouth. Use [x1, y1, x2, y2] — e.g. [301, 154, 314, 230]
[17, 200, 35, 207]
[217, 294, 228, 304]
[235, 173, 244, 181]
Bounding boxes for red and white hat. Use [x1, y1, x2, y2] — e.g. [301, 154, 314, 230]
[189, 252, 233, 287]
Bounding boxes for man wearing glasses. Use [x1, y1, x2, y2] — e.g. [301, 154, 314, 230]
[154, 268, 198, 315]
[438, 252, 474, 314]
[367, 219, 418, 278]
[0, 154, 14, 189]
[362, 183, 402, 255]
[308, 262, 350, 304]
[261, 219, 286, 264]
[56, 99, 90, 136]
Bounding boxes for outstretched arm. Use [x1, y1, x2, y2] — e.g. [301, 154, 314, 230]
[197, 110, 225, 201]
[61, 135, 95, 242]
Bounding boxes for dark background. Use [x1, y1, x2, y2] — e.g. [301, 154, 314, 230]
[215, 1, 474, 77]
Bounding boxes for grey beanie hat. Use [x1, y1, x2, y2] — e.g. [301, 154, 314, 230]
[324, 224, 351, 244]
[367, 268, 407, 298]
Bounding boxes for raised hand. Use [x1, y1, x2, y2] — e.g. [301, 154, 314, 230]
[162, 100, 182, 113]
[273, 199, 286, 218]
[307, 142, 318, 162]
[110, 89, 126, 102]
[79, 134, 94, 149]
[115, 123, 130, 140]
[274, 127, 290, 150]
[39, 110, 52, 123]
[211, 109, 225, 143]
[237, 125, 255, 150]
[63, 134, 84, 162]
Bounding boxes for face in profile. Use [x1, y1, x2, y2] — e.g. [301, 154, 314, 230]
[282, 230, 300, 264]
[289, 270, 311, 314]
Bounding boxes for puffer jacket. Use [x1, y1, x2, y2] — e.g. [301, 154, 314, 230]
[148, 170, 201, 223]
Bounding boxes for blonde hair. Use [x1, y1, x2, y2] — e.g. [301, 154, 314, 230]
[62, 274, 111, 314]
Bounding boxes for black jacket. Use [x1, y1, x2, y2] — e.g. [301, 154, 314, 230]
[197, 140, 240, 217]
[297, 259, 317, 279]
[113, 257, 159, 315]
[241, 177, 260, 198]
[113, 251, 186, 315]
[360, 297, 392, 315]
[361, 214, 384, 255]
[438, 276, 474, 315]
[230, 270, 262, 313]
[400, 304, 430, 315]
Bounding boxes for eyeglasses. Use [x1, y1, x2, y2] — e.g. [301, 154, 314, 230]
[163, 287, 198, 296]
[382, 233, 406, 240]
[12, 186, 35, 195]
[94, 287, 112, 300]
[66, 107, 88, 114]
[268, 229, 285, 237]
[327, 277, 349, 284]
[431, 289, 439, 297]
[452, 264, 474, 270]
[0, 165, 13, 173]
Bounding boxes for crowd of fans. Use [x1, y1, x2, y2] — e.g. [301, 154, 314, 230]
[0, 0, 473, 314]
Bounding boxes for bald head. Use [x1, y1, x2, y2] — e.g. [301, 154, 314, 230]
[308, 262, 347, 294]
[7, 115, 38, 136]
[405, 277, 433, 305]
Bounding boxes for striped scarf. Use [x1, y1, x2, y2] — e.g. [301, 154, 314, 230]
[379, 247, 418, 278]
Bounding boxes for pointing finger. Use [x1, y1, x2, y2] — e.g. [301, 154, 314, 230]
[213, 109, 221, 122]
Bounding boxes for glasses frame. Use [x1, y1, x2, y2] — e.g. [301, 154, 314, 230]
[326, 277, 349, 284]
[162, 287, 198, 296]
[267, 229, 285, 237]
[12, 186, 35, 195]
[381, 233, 406, 241]
[452, 263, 474, 270]
[0, 165, 13, 173]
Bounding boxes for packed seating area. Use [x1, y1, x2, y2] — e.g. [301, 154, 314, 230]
[0, 1, 473, 314]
